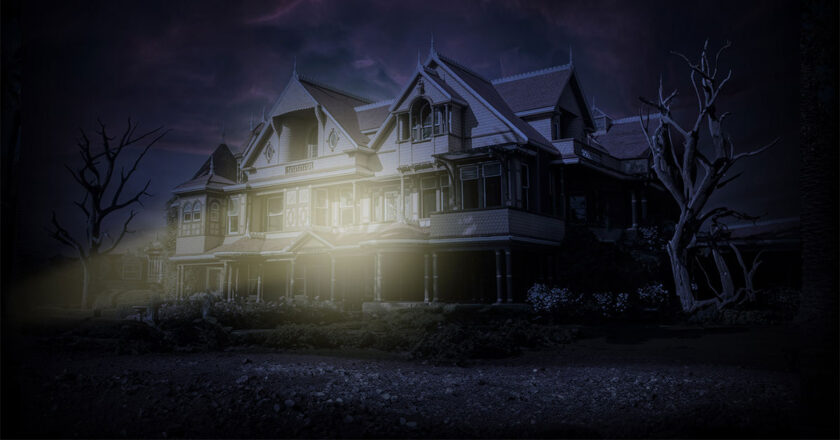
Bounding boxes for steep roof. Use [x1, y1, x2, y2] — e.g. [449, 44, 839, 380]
[298, 76, 372, 145]
[492, 65, 573, 113]
[593, 116, 657, 159]
[175, 144, 238, 192]
[434, 53, 553, 150]
[355, 100, 392, 132]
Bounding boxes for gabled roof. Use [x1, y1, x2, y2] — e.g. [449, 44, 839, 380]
[298, 76, 372, 146]
[492, 64, 573, 113]
[433, 53, 554, 151]
[593, 115, 658, 159]
[355, 100, 392, 132]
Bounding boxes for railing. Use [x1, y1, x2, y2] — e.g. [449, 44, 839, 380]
[430, 208, 564, 241]
[285, 161, 314, 174]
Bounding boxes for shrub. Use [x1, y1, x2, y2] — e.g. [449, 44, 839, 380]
[636, 283, 670, 308]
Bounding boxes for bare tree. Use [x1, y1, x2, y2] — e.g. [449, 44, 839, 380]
[639, 40, 778, 312]
[49, 119, 167, 308]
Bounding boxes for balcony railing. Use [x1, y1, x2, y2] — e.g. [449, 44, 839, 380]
[285, 161, 314, 174]
[430, 208, 564, 242]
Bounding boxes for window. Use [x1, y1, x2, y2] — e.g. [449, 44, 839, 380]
[421, 177, 437, 218]
[461, 166, 480, 209]
[433, 107, 444, 135]
[183, 202, 193, 223]
[384, 191, 398, 222]
[228, 198, 240, 234]
[483, 163, 502, 208]
[373, 191, 383, 222]
[411, 100, 432, 141]
[569, 195, 587, 223]
[313, 189, 328, 226]
[397, 114, 410, 142]
[520, 164, 530, 210]
[340, 189, 354, 226]
[266, 196, 284, 232]
[208, 201, 221, 235]
[306, 126, 318, 158]
[190, 202, 202, 235]
[551, 114, 562, 140]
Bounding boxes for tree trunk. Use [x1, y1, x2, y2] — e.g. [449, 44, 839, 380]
[666, 241, 694, 312]
[711, 247, 736, 301]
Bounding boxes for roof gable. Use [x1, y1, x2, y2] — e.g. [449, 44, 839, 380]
[492, 64, 572, 113]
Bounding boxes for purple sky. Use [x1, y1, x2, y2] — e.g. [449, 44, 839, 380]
[16, 0, 800, 259]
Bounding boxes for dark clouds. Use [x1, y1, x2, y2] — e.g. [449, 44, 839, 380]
[16, 0, 800, 258]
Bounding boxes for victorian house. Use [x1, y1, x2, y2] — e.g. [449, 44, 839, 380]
[170, 47, 670, 308]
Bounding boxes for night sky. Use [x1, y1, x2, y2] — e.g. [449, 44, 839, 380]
[14, 0, 800, 263]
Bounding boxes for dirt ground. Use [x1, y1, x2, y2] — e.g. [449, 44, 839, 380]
[3, 322, 802, 438]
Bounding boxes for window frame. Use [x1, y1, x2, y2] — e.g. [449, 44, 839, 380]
[265, 195, 284, 232]
[313, 189, 329, 226]
[227, 198, 240, 234]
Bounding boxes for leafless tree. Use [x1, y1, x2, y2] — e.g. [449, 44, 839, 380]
[49, 119, 167, 308]
[639, 40, 778, 312]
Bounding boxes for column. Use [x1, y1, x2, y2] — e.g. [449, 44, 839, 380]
[223, 261, 231, 302]
[256, 264, 263, 302]
[288, 259, 296, 300]
[505, 249, 513, 303]
[424, 253, 430, 303]
[398, 176, 405, 223]
[641, 193, 648, 224]
[495, 250, 503, 303]
[233, 263, 240, 301]
[176, 265, 183, 300]
[374, 252, 382, 301]
[432, 252, 439, 302]
[330, 255, 336, 302]
[631, 191, 638, 228]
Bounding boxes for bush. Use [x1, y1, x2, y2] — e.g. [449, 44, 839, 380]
[527, 283, 671, 321]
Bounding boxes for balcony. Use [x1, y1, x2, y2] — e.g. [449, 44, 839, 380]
[429, 208, 564, 242]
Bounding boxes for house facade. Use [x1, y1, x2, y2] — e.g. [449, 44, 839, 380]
[170, 48, 670, 307]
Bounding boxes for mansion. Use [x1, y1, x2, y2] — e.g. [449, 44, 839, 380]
[170, 47, 671, 307]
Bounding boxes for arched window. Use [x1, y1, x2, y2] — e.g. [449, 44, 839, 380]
[411, 99, 433, 141]
[183, 202, 193, 223]
[306, 126, 318, 158]
[208, 201, 221, 235]
[192, 201, 202, 222]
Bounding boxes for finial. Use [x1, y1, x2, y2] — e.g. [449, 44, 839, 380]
[292, 55, 298, 78]
[209, 154, 215, 175]
[417, 50, 422, 69]
[569, 45, 573, 66]
[430, 32, 435, 55]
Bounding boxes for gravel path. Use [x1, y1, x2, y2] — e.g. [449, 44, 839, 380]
[6, 325, 801, 438]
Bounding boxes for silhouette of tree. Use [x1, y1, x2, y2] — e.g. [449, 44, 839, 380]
[49, 119, 167, 308]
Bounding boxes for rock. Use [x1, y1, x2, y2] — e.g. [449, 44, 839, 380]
[242, 358, 252, 365]
[344, 415, 354, 423]
[381, 393, 391, 400]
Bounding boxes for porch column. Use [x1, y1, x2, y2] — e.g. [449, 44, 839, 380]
[234, 265, 241, 301]
[495, 250, 503, 303]
[505, 249, 514, 302]
[424, 253, 430, 303]
[399, 175, 405, 223]
[330, 255, 336, 302]
[176, 265, 183, 300]
[223, 261, 231, 302]
[256, 264, 263, 302]
[288, 259, 295, 300]
[631, 191, 638, 228]
[374, 252, 382, 301]
[432, 252, 439, 302]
